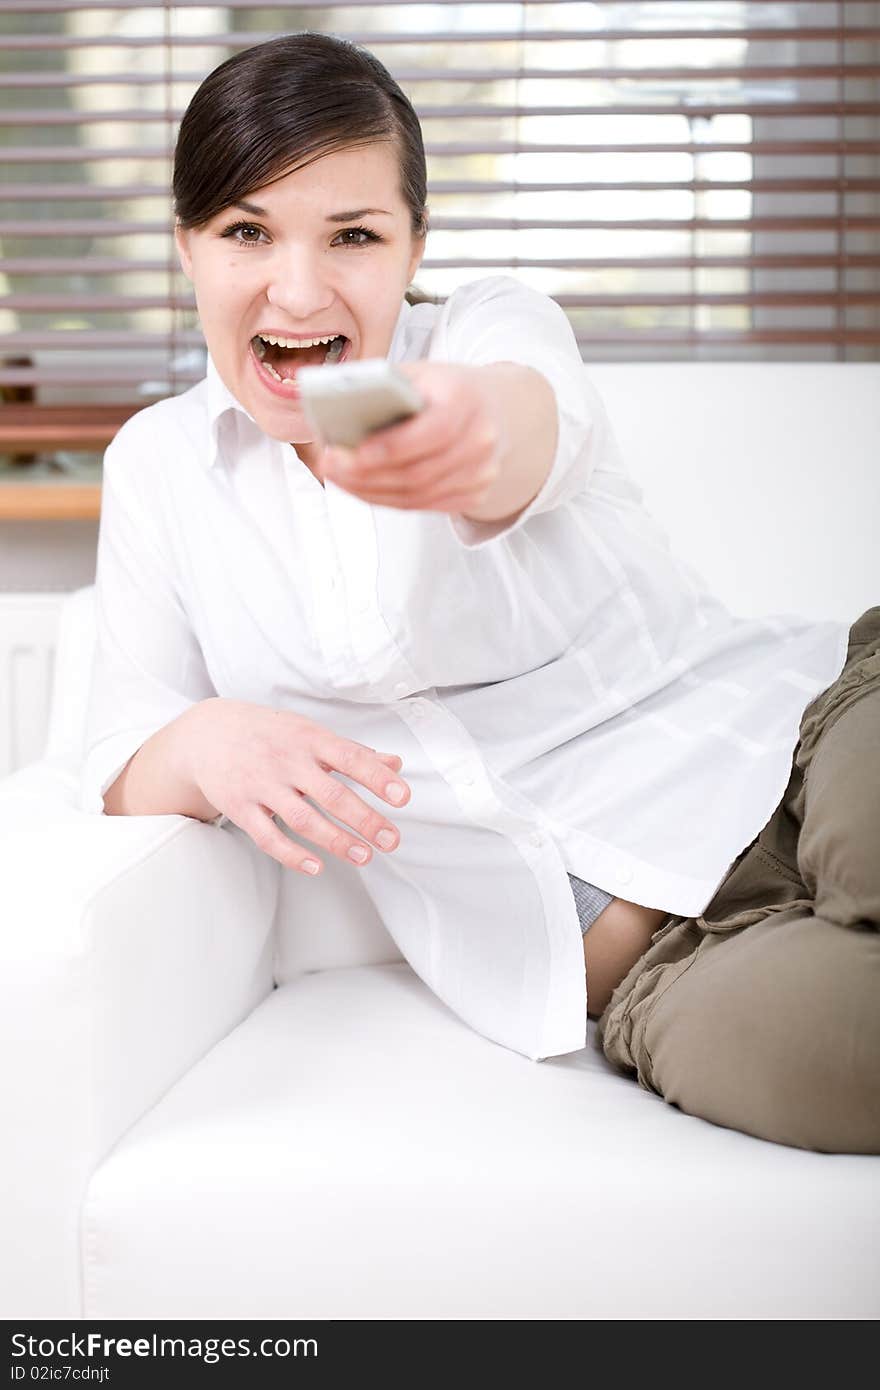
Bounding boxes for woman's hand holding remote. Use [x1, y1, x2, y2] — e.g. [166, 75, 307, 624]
[183, 697, 410, 875]
[319, 361, 505, 514]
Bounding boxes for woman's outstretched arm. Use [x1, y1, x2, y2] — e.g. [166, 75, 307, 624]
[458, 361, 558, 525]
[318, 358, 559, 527]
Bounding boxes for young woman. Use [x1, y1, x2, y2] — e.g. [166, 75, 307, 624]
[80, 31, 880, 1154]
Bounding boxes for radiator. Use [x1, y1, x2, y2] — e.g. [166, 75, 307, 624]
[0, 593, 65, 779]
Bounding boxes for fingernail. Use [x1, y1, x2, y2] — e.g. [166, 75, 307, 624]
[348, 845, 370, 863]
[376, 829, 397, 850]
[303, 859, 320, 874]
[385, 782, 406, 804]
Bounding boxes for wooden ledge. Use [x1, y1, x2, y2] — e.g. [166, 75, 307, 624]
[0, 483, 101, 521]
[0, 405, 148, 519]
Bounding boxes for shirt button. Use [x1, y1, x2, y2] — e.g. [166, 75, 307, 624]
[460, 774, 476, 787]
[617, 866, 634, 885]
[530, 831, 545, 848]
[393, 681, 409, 698]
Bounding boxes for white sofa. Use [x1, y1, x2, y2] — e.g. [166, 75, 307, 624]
[1, 363, 878, 1321]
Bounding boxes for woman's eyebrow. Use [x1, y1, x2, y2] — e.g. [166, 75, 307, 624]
[326, 208, 392, 222]
[231, 200, 391, 221]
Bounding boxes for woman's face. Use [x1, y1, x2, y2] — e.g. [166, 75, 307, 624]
[175, 140, 426, 463]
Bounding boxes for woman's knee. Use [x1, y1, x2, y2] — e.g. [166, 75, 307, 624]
[642, 912, 880, 1153]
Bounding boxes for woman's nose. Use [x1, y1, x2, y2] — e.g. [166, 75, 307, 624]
[265, 246, 335, 319]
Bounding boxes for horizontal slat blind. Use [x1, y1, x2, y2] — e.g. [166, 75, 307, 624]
[1, 0, 878, 427]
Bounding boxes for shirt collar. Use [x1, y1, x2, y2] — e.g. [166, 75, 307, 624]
[204, 352, 254, 471]
[201, 296, 414, 471]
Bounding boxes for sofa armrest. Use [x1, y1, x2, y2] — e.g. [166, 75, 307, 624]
[0, 763, 279, 1318]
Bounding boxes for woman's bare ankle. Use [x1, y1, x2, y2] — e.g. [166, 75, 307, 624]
[583, 897, 669, 1021]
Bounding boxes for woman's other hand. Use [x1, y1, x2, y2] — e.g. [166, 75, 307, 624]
[317, 361, 505, 514]
[182, 697, 410, 877]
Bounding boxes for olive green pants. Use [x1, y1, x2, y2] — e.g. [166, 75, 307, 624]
[596, 605, 880, 1154]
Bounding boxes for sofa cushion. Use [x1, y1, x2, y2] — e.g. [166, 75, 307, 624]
[82, 962, 880, 1319]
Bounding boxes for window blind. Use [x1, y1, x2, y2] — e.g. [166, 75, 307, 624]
[1, 0, 878, 429]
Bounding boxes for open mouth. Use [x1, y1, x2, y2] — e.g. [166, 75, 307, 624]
[251, 333, 348, 383]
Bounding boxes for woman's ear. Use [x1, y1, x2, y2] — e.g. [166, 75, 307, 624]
[174, 224, 193, 281]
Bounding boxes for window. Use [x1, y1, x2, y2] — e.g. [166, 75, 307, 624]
[1, 0, 878, 455]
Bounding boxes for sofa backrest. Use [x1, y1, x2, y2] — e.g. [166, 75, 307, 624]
[26, 361, 880, 976]
[587, 361, 878, 624]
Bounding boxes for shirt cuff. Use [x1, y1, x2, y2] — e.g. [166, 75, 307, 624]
[79, 729, 157, 814]
[79, 730, 229, 829]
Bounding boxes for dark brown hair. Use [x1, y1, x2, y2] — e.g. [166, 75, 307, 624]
[173, 30, 438, 307]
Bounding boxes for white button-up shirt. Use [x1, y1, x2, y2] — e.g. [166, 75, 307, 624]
[80, 274, 850, 1061]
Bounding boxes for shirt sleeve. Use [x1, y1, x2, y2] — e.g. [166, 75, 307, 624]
[79, 420, 221, 818]
[438, 275, 598, 549]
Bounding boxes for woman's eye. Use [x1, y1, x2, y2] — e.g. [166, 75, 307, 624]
[221, 222, 266, 246]
[336, 226, 380, 247]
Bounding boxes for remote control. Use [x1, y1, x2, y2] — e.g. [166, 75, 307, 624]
[295, 357, 425, 449]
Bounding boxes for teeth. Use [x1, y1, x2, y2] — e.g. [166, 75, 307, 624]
[262, 360, 297, 386]
[257, 333, 342, 349]
[254, 333, 347, 383]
